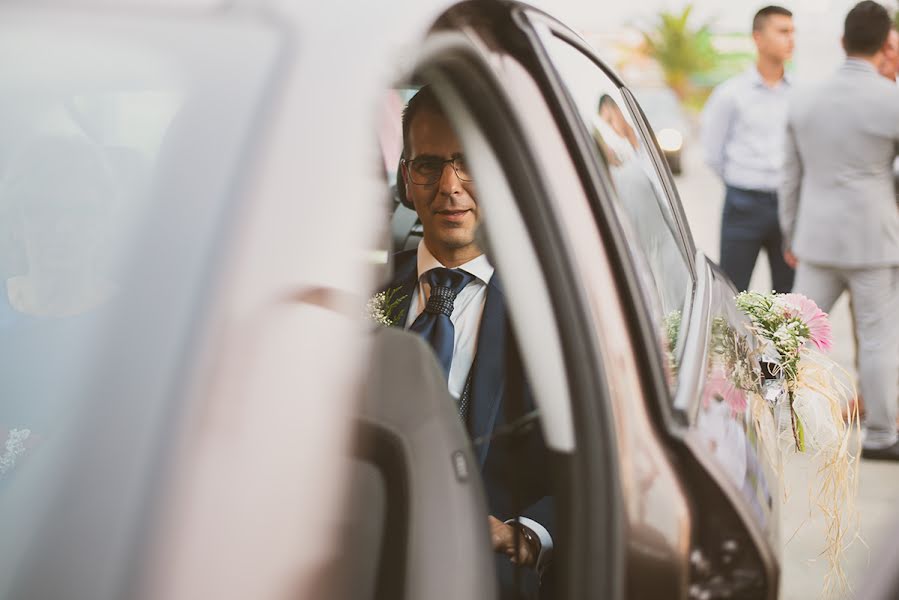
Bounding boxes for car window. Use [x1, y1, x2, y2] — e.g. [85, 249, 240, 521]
[0, 12, 278, 550]
[540, 34, 693, 389]
[363, 82, 578, 599]
[376, 88, 423, 255]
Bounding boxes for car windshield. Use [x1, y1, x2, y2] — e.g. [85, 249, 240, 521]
[0, 12, 279, 578]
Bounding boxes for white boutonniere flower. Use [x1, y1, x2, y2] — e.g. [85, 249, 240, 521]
[366, 287, 407, 327]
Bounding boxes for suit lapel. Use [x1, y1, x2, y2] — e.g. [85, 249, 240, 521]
[385, 250, 418, 329]
[468, 275, 506, 467]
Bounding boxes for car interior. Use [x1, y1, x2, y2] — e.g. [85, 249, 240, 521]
[343, 13, 694, 597]
[348, 79, 568, 599]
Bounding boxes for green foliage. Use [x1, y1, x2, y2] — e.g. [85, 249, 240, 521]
[641, 5, 719, 102]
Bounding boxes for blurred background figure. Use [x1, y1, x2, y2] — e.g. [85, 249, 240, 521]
[592, 93, 690, 320]
[1, 135, 117, 322]
[779, 0, 899, 459]
[0, 134, 119, 477]
[700, 5, 796, 293]
[597, 94, 641, 157]
[878, 25, 899, 79]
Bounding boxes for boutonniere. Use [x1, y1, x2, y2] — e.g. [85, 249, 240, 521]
[366, 287, 407, 327]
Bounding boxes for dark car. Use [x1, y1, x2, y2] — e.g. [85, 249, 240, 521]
[0, 1, 780, 599]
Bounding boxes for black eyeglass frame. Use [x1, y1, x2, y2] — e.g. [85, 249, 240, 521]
[401, 156, 473, 185]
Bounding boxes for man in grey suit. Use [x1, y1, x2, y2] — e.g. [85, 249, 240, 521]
[780, 1, 899, 460]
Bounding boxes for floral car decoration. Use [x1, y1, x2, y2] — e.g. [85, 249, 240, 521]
[736, 291, 859, 597]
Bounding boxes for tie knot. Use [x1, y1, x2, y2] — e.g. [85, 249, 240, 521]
[423, 268, 474, 317]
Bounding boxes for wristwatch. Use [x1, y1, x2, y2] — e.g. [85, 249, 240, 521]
[511, 522, 541, 559]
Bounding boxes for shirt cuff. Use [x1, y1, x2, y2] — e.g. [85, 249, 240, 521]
[505, 516, 553, 573]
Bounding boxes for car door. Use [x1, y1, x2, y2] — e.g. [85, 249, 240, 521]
[0, 3, 492, 600]
[403, 1, 738, 596]
[500, 6, 781, 600]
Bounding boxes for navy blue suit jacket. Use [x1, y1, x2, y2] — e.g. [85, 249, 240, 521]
[385, 250, 554, 551]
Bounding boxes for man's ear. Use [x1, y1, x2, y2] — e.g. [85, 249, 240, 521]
[752, 30, 762, 46]
[399, 158, 409, 184]
[397, 157, 414, 210]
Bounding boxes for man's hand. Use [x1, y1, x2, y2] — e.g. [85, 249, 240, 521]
[784, 249, 798, 269]
[488, 515, 538, 568]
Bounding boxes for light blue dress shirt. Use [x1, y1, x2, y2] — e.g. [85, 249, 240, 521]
[701, 67, 792, 192]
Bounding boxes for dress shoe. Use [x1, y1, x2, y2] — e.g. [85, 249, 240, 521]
[861, 440, 899, 461]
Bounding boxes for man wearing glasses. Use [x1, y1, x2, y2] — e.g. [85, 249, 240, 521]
[383, 85, 554, 597]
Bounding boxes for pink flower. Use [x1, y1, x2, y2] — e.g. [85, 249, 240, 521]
[702, 366, 748, 417]
[778, 293, 833, 352]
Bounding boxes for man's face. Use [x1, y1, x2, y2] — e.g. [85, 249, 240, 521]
[599, 102, 637, 147]
[404, 109, 480, 256]
[879, 29, 899, 81]
[599, 103, 625, 134]
[754, 14, 795, 63]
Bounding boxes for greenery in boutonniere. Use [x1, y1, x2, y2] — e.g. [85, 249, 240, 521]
[366, 287, 407, 327]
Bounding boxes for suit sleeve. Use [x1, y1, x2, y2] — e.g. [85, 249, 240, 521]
[779, 117, 802, 251]
[700, 83, 735, 180]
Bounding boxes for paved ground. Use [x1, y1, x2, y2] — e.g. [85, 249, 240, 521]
[673, 142, 899, 599]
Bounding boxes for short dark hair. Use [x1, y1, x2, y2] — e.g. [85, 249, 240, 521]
[598, 94, 618, 114]
[401, 86, 443, 159]
[752, 5, 793, 32]
[843, 1, 892, 56]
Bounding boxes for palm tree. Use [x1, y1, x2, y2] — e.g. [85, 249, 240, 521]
[641, 5, 718, 101]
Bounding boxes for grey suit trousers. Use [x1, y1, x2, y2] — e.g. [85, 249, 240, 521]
[794, 263, 899, 448]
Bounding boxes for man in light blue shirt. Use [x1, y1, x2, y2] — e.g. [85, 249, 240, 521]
[701, 5, 796, 292]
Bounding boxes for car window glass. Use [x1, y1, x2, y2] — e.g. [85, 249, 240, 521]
[0, 17, 277, 501]
[541, 34, 693, 390]
[377, 88, 423, 255]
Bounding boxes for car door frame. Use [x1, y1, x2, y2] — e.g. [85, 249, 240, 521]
[407, 16, 647, 599]
[506, 6, 780, 599]
[510, 7, 690, 434]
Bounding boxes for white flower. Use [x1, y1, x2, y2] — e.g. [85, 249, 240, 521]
[366, 288, 407, 327]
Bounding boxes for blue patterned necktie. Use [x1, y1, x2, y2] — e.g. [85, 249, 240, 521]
[409, 267, 475, 378]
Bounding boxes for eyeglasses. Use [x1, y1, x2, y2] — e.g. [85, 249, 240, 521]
[402, 156, 472, 185]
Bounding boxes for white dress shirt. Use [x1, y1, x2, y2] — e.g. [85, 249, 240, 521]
[701, 67, 792, 191]
[404, 240, 494, 399]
